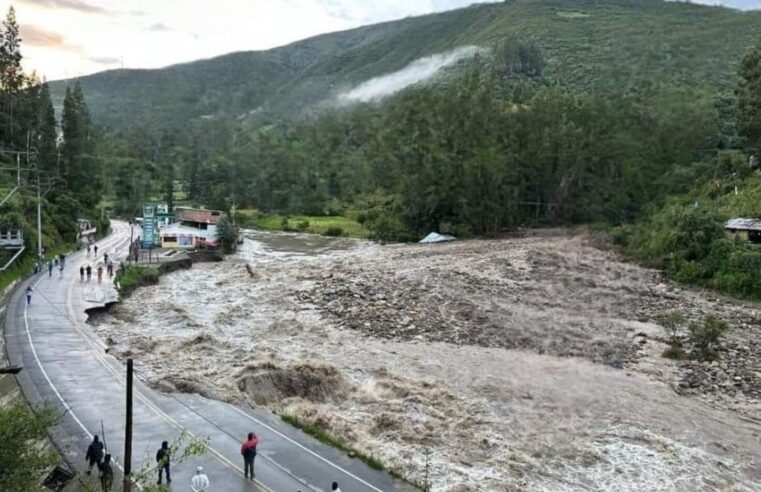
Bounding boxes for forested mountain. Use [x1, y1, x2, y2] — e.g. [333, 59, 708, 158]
[50, 0, 761, 130]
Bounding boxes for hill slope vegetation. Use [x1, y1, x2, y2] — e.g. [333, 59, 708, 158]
[51, 0, 761, 129]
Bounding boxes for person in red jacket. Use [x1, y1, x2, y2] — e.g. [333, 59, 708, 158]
[241, 432, 259, 479]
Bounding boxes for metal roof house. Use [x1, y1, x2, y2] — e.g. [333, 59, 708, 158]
[160, 207, 223, 249]
[724, 218, 761, 243]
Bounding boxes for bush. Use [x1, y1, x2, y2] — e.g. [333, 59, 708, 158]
[689, 314, 729, 358]
[296, 220, 310, 232]
[324, 226, 344, 237]
[115, 266, 160, 296]
[0, 402, 58, 491]
[657, 310, 685, 345]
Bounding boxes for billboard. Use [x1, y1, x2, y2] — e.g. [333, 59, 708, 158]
[142, 204, 156, 248]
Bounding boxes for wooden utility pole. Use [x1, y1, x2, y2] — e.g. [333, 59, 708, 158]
[123, 358, 133, 491]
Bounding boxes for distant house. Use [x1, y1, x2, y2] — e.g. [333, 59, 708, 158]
[724, 218, 761, 244]
[159, 207, 223, 249]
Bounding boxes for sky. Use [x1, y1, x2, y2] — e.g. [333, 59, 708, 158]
[2, 0, 759, 81]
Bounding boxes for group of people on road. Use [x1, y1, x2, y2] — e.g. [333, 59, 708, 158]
[78, 244, 115, 284]
[83, 430, 350, 492]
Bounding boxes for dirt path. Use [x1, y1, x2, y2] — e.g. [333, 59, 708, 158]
[92, 231, 761, 491]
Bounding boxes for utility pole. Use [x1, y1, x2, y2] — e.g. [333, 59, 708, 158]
[36, 177, 42, 262]
[123, 358, 133, 492]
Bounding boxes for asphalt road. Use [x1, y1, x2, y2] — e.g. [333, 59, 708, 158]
[4, 220, 415, 492]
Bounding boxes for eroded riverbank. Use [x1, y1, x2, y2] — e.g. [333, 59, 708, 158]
[92, 230, 761, 491]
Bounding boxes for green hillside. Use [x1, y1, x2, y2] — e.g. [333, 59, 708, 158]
[50, 0, 761, 130]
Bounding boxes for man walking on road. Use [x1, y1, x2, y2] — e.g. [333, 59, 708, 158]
[332, 481, 343, 492]
[86, 265, 92, 281]
[48, 259, 53, 277]
[26, 286, 32, 304]
[94, 244, 98, 256]
[241, 432, 259, 479]
[98, 454, 113, 491]
[191, 466, 210, 492]
[80, 265, 85, 282]
[85, 435, 104, 474]
[156, 440, 172, 485]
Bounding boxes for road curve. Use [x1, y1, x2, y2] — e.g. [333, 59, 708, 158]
[4, 220, 414, 492]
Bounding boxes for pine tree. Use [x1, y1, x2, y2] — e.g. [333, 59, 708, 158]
[737, 43, 761, 152]
[0, 6, 26, 146]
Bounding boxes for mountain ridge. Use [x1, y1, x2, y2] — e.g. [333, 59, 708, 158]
[49, 0, 761, 130]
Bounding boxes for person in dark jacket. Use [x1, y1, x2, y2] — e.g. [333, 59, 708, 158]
[156, 440, 171, 485]
[98, 454, 113, 491]
[85, 435, 104, 474]
[240, 432, 259, 479]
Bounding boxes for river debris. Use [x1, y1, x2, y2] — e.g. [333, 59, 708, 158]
[90, 231, 761, 491]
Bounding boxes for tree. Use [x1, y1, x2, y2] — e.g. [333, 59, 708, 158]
[216, 216, 239, 254]
[0, 6, 27, 147]
[0, 402, 58, 491]
[737, 43, 761, 151]
[689, 314, 729, 358]
[61, 82, 99, 205]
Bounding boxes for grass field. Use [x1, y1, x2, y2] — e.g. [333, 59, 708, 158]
[241, 212, 369, 238]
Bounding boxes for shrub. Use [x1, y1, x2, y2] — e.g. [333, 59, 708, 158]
[657, 310, 685, 345]
[324, 226, 344, 237]
[689, 314, 729, 357]
[0, 402, 58, 491]
[297, 220, 310, 232]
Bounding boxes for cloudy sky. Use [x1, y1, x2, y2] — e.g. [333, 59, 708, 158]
[5, 0, 760, 81]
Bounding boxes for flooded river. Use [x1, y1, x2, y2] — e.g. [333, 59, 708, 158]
[92, 230, 761, 491]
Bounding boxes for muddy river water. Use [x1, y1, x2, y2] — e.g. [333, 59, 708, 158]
[93, 230, 761, 491]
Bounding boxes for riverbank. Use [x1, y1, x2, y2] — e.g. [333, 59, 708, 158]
[88, 230, 761, 491]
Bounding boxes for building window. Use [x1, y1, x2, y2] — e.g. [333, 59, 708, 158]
[163, 236, 177, 242]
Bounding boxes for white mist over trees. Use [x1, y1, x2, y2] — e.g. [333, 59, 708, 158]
[336, 46, 482, 104]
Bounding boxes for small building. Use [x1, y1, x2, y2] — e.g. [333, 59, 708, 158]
[76, 219, 97, 245]
[0, 228, 23, 248]
[160, 207, 223, 249]
[724, 218, 761, 244]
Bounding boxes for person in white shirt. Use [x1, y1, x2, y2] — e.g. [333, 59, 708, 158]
[331, 481, 342, 492]
[191, 466, 210, 492]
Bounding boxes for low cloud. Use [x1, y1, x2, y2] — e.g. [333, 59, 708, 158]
[17, 0, 108, 14]
[21, 24, 83, 53]
[89, 56, 120, 65]
[148, 22, 171, 32]
[337, 46, 482, 104]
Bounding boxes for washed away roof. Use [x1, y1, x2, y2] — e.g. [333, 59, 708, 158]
[420, 232, 456, 244]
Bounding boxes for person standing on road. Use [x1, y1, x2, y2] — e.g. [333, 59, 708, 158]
[59, 253, 65, 268]
[26, 286, 32, 304]
[94, 244, 98, 256]
[99, 453, 113, 491]
[241, 432, 259, 479]
[191, 466, 210, 492]
[156, 440, 172, 485]
[331, 482, 342, 492]
[85, 435, 104, 474]
[59, 263, 64, 278]
[97, 266, 104, 284]
[87, 243, 91, 256]
[104, 252, 108, 265]
[48, 259, 53, 277]
[80, 265, 85, 282]
[86, 265, 92, 281]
